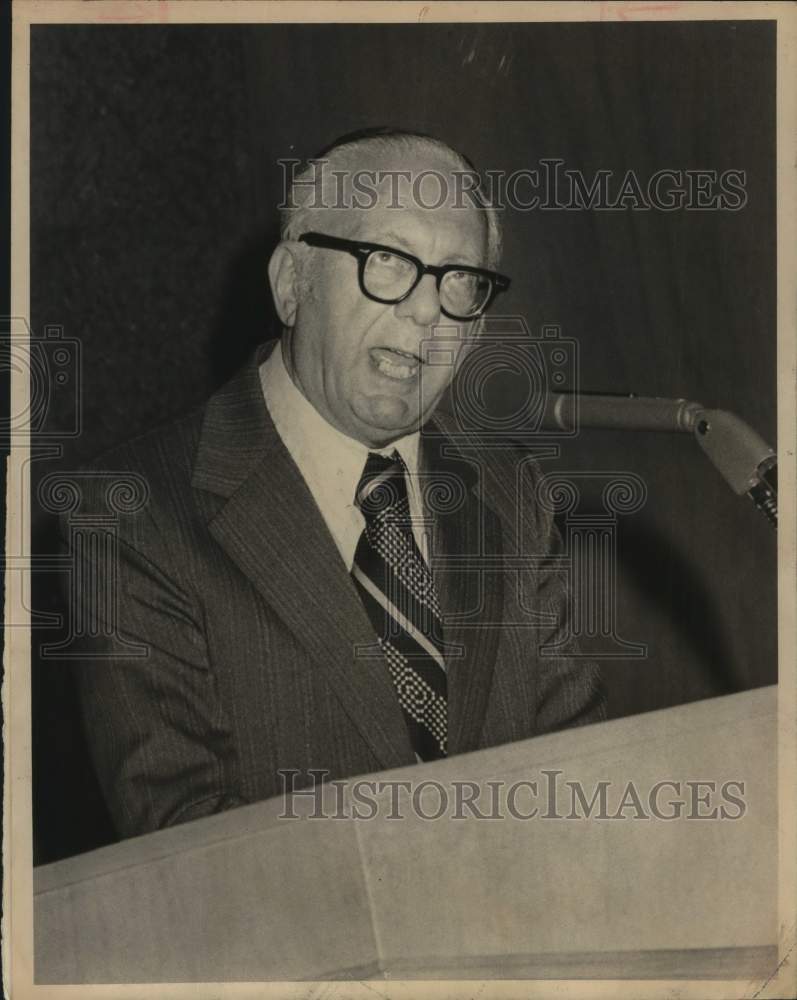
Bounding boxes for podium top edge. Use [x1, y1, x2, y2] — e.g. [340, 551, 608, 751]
[34, 684, 776, 895]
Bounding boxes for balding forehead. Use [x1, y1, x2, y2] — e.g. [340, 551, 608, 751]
[281, 133, 503, 268]
[339, 140, 465, 177]
[325, 143, 472, 204]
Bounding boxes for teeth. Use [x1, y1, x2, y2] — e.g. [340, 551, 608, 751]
[376, 356, 418, 380]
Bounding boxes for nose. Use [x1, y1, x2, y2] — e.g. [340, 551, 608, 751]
[393, 273, 442, 327]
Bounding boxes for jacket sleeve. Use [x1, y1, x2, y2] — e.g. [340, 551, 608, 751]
[519, 458, 608, 734]
[63, 476, 247, 840]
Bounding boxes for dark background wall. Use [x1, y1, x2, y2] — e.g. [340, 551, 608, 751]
[30, 21, 777, 863]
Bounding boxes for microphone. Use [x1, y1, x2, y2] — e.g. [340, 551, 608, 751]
[540, 393, 777, 526]
[541, 392, 704, 434]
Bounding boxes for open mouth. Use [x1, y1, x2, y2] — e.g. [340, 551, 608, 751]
[370, 346, 421, 381]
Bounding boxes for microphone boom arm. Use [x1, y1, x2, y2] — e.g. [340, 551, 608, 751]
[541, 394, 777, 526]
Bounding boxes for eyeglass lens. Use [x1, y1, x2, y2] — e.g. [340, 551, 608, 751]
[362, 249, 490, 318]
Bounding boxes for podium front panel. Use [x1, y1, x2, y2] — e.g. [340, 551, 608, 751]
[34, 686, 777, 982]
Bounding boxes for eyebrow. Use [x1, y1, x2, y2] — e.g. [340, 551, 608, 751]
[362, 230, 483, 268]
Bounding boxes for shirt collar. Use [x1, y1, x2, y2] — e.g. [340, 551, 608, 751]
[259, 340, 421, 566]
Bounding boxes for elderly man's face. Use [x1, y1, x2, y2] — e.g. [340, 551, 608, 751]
[283, 174, 488, 448]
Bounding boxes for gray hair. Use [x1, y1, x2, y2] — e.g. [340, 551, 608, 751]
[279, 128, 503, 269]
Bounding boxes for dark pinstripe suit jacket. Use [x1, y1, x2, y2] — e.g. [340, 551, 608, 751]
[74, 342, 605, 840]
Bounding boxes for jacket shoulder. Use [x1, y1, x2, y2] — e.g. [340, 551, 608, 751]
[74, 406, 205, 525]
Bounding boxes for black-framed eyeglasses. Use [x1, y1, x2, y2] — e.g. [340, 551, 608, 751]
[299, 231, 511, 321]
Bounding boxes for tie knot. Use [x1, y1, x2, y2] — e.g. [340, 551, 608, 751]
[356, 451, 408, 519]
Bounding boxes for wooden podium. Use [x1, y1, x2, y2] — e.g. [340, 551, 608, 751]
[34, 686, 777, 983]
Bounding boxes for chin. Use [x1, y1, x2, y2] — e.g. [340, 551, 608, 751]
[350, 390, 441, 445]
[356, 417, 419, 449]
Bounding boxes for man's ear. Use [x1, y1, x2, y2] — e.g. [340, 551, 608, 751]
[268, 243, 302, 327]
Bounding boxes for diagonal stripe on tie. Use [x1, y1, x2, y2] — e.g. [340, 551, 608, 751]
[352, 567, 448, 696]
[352, 450, 448, 760]
[351, 562, 446, 669]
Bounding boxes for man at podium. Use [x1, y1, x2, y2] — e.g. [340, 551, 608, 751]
[71, 128, 605, 842]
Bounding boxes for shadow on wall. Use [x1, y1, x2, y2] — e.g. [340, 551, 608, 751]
[207, 222, 283, 385]
[550, 511, 744, 696]
[615, 518, 743, 694]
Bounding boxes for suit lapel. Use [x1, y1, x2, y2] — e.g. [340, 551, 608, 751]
[192, 344, 415, 770]
[423, 422, 504, 756]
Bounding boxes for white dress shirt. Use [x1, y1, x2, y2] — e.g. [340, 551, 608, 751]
[259, 343, 430, 571]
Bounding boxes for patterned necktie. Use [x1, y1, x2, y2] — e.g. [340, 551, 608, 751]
[351, 451, 448, 760]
